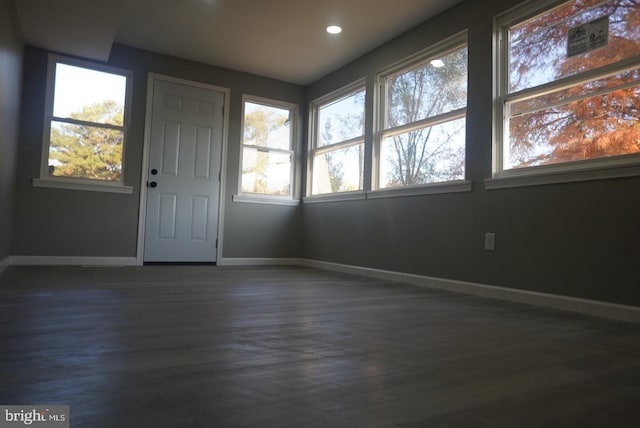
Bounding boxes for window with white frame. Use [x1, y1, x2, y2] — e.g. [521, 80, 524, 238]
[494, 0, 640, 176]
[41, 55, 131, 187]
[240, 96, 296, 199]
[309, 81, 366, 195]
[376, 33, 468, 189]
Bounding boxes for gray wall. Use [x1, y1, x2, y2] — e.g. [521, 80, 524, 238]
[0, 0, 22, 262]
[11, 44, 305, 259]
[303, 0, 640, 307]
[7, 0, 639, 307]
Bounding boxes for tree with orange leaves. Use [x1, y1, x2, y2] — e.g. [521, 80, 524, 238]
[506, 0, 640, 168]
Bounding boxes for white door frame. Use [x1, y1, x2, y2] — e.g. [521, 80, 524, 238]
[136, 73, 230, 265]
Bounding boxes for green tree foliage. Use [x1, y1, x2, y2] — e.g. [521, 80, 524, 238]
[49, 100, 124, 181]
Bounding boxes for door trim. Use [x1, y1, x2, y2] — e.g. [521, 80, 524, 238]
[136, 73, 230, 265]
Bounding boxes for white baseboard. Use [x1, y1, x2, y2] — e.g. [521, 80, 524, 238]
[218, 257, 303, 266]
[303, 259, 640, 323]
[10, 256, 138, 267]
[0, 256, 10, 275]
[9, 256, 302, 267]
[5, 255, 638, 323]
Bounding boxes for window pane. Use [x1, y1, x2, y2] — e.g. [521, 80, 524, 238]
[243, 102, 291, 150]
[509, 0, 640, 93]
[312, 144, 364, 194]
[48, 121, 123, 181]
[386, 46, 467, 128]
[317, 90, 365, 147]
[53, 63, 126, 125]
[241, 148, 291, 196]
[506, 85, 640, 168]
[380, 118, 465, 187]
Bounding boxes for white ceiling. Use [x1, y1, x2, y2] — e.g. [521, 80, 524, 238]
[14, 0, 464, 85]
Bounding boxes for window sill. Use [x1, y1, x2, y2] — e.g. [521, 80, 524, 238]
[33, 178, 134, 194]
[303, 182, 472, 204]
[485, 162, 640, 190]
[303, 191, 367, 204]
[232, 194, 300, 206]
[367, 180, 472, 199]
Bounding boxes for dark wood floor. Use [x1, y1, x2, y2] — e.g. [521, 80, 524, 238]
[1, 265, 639, 427]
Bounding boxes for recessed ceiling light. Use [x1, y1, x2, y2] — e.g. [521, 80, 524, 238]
[326, 25, 342, 35]
[430, 59, 445, 68]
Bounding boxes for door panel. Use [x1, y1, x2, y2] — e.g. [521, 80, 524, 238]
[190, 196, 209, 241]
[194, 127, 212, 179]
[161, 121, 181, 176]
[158, 194, 177, 240]
[144, 80, 224, 262]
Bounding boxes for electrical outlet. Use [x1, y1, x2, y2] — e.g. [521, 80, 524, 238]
[484, 232, 496, 251]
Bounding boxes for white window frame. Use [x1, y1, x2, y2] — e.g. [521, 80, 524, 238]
[372, 31, 471, 197]
[233, 95, 299, 206]
[306, 79, 367, 200]
[489, 0, 640, 190]
[34, 54, 133, 194]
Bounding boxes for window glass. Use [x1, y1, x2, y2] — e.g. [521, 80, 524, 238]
[378, 41, 467, 189]
[312, 143, 364, 195]
[53, 64, 126, 125]
[309, 84, 366, 196]
[49, 121, 124, 180]
[380, 118, 465, 187]
[243, 102, 291, 150]
[241, 98, 295, 197]
[386, 47, 467, 128]
[499, 0, 640, 171]
[507, 85, 640, 168]
[46, 60, 129, 182]
[509, 0, 640, 93]
[241, 148, 291, 196]
[317, 90, 365, 147]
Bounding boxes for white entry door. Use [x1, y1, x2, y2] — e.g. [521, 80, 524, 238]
[144, 79, 224, 262]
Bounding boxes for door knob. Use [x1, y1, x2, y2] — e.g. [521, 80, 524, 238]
[151, 169, 158, 175]
[148, 181, 157, 188]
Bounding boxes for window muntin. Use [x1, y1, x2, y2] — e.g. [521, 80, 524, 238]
[377, 37, 468, 189]
[309, 84, 366, 196]
[44, 58, 130, 183]
[240, 98, 296, 197]
[497, 0, 640, 173]
[508, 69, 640, 116]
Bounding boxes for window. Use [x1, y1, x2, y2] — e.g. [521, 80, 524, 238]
[309, 81, 366, 196]
[239, 96, 297, 201]
[376, 33, 468, 189]
[39, 55, 132, 192]
[494, 0, 640, 179]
